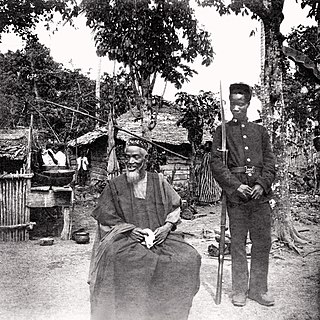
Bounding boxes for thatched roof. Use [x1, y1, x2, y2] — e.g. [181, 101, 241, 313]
[0, 128, 29, 160]
[67, 105, 212, 147]
[115, 107, 186, 145]
[117, 106, 212, 145]
[67, 127, 109, 147]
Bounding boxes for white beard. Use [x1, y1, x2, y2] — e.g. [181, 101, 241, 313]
[126, 169, 142, 184]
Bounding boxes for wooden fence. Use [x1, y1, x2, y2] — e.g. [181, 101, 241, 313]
[0, 173, 33, 241]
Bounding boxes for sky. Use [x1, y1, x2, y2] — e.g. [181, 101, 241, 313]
[0, 0, 316, 120]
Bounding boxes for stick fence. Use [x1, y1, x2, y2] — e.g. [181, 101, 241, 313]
[0, 173, 33, 241]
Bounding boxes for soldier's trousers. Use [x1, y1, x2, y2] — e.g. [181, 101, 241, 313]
[227, 200, 272, 295]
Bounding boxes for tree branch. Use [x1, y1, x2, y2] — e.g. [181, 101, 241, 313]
[241, 0, 270, 21]
[150, 72, 157, 94]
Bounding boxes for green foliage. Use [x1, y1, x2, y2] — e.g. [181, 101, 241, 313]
[0, 39, 135, 142]
[81, 0, 214, 92]
[300, 0, 320, 20]
[286, 25, 318, 63]
[175, 90, 219, 201]
[197, 0, 262, 20]
[175, 91, 220, 151]
[0, 39, 94, 140]
[99, 69, 137, 119]
[0, 0, 78, 40]
[284, 25, 320, 135]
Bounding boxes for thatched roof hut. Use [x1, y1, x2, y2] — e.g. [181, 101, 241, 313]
[0, 128, 30, 173]
[0, 128, 29, 160]
[67, 126, 119, 186]
[116, 106, 212, 146]
[67, 126, 109, 148]
[68, 104, 212, 150]
[67, 105, 212, 186]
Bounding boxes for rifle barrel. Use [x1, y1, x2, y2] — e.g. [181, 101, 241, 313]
[215, 191, 227, 304]
[215, 81, 228, 305]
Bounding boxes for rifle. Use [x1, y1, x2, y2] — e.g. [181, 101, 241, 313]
[215, 81, 228, 305]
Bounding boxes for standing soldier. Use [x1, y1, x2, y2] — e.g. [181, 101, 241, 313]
[211, 83, 276, 307]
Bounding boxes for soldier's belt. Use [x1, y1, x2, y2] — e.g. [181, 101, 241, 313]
[229, 166, 262, 175]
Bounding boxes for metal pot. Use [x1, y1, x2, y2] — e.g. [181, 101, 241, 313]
[74, 232, 90, 244]
[41, 169, 75, 186]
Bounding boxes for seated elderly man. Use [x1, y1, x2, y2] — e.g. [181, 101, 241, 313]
[89, 138, 201, 320]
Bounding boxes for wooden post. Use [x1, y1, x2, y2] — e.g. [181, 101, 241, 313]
[0, 181, 3, 240]
[25, 116, 33, 241]
[13, 180, 16, 241]
[8, 179, 13, 241]
[95, 56, 102, 129]
[26, 115, 33, 174]
[18, 178, 22, 241]
[5, 180, 8, 241]
[60, 206, 72, 240]
[24, 179, 31, 241]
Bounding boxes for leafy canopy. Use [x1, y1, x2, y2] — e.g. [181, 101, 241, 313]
[284, 26, 319, 134]
[81, 0, 214, 90]
[0, 39, 135, 141]
[0, 0, 78, 40]
[176, 91, 220, 150]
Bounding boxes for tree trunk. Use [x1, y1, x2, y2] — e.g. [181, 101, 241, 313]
[261, 18, 309, 251]
[316, 2, 320, 73]
[139, 94, 151, 139]
[130, 70, 159, 139]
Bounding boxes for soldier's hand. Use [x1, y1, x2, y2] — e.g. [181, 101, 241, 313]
[250, 184, 264, 199]
[237, 184, 253, 198]
[129, 228, 149, 242]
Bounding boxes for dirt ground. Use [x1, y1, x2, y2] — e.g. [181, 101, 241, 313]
[0, 191, 319, 320]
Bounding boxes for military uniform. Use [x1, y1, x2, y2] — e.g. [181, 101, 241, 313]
[211, 117, 276, 299]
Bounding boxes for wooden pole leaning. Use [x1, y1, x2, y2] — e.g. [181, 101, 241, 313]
[215, 81, 228, 305]
[40, 99, 189, 161]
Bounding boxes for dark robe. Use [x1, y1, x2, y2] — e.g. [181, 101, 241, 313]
[89, 173, 201, 320]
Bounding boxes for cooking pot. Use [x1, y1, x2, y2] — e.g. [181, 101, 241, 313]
[41, 168, 75, 186]
[74, 232, 90, 244]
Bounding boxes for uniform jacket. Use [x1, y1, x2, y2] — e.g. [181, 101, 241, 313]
[211, 118, 276, 205]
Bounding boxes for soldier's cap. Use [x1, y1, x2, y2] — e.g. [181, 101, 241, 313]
[229, 83, 252, 101]
[126, 137, 149, 151]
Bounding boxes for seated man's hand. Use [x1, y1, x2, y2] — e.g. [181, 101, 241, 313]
[237, 184, 252, 198]
[154, 223, 172, 245]
[129, 228, 149, 243]
[250, 184, 264, 199]
[99, 224, 111, 238]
